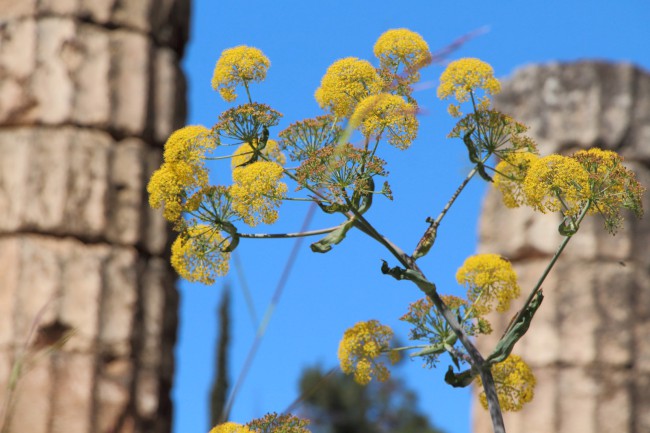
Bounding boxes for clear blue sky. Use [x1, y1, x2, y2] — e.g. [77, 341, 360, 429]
[173, 2, 650, 433]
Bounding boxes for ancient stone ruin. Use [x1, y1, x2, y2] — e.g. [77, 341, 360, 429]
[474, 62, 650, 433]
[0, 0, 189, 432]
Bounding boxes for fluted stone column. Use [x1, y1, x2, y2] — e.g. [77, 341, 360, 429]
[473, 62, 650, 433]
[0, 1, 189, 432]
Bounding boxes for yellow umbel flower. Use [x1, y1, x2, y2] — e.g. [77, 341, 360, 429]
[373, 28, 431, 71]
[456, 254, 520, 316]
[247, 413, 311, 433]
[231, 139, 286, 168]
[171, 225, 231, 284]
[231, 161, 287, 226]
[477, 354, 536, 412]
[523, 154, 591, 217]
[315, 57, 382, 117]
[573, 148, 645, 233]
[350, 93, 419, 149]
[211, 45, 270, 102]
[437, 58, 501, 116]
[494, 152, 540, 208]
[163, 125, 215, 163]
[209, 422, 252, 433]
[338, 320, 398, 385]
[148, 126, 215, 223]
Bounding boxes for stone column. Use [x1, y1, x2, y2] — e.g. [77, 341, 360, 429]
[473, 62, 650, 433]
[0, 1, 189, 432]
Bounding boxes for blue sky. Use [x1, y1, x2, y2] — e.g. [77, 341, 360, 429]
[173, 2, 650, 433]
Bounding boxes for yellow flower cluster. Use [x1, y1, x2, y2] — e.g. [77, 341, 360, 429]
[477, 355, 536, 412]
[373, 28, 431, 72]
[231, 161, 287, 226]
[231, 139, 286, 168]
[523, 154, 590, 217]
[437, 58, 501, 117]
[337, 320, 398, 385]
[456, 254, 520, 316]
[147, 126, 215, 223]
[494, 152, 539, 208]
[211, 45, 270, 101]
[573, 148, 645, 231]
[315, 57, 382, 117]
[350, 93, 419, 149]
[209, 422, 252, 433]
[171, 225, 231, 284]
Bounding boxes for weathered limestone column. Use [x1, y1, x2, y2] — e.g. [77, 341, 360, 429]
[0, 1, 189, 432]
[474, 62, 650, 433]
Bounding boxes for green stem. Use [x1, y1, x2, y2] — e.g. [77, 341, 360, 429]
[238, 226, 339, 239]
[504, 201, 591, 336]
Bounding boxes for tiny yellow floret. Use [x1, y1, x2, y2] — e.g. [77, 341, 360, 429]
[211, 45, 270, 102]
[209, 422, 253, 433]
[315, 57, 382, 117]
[171, 225, 231, 284]
[477, 354, 536, 412]
[350, 93, 419, 149]
[437, 58, 501, 109]
[231, 139, 286, 168]
[337, 320, 397, 385]
[456, 254, 520, 316]
[494, 152, 540, 208]
[523, 154, 591, 217]
[230, 161, 287, 226]
[373, 28, 431, 71]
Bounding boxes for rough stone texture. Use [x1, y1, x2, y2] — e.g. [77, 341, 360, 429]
[0, 1, 189, 432]
[473, 62, 650, 433]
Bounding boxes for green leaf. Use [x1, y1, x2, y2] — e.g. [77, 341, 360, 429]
[310, 218, 355, 253]
[463, 128, 479, 163]
[486, 290, 544, 365]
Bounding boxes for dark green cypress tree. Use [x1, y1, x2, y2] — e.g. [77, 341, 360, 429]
[210, 285, 231, 427]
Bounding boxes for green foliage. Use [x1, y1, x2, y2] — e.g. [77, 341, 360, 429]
[297, 365, 444, 433]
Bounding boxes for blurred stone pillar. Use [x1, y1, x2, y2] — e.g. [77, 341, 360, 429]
[473, 62, 650, 433]
[0, 1, 189, 432]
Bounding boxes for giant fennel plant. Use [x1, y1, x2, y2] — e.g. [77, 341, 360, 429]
[147, 29, 645, 433]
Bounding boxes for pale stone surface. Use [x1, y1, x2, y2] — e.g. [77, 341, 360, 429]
[51, 353, 95, 433]
[107, 139, 148, 245]
[495, 62, 650, 161]
[9, 361, 51, 433]
[0, 0, 187, 431]
[474, 62, 650, 433]
[0, 127, 111, 237]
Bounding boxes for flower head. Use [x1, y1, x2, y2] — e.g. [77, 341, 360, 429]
[494, 152, 540, 208]
[523, 154, 591, 217]
[477, 354, 536, 412]
[247, 413, 310, 433]
[171, 224, 231, 284]
[230, 161, 287, 226]
[573, 148, 645, 233]
[278, 115, 341, 162]
[337, 320, 398, 385]
[232, 139, 286, 168]
[373, 28, 431, 73]
[437, 58, 501, 116]
[147, 126, 216, 223]
[211, 45, 270, 102]
[294, 144, 388, 204]
[456, 254, 520, 316]
[350, 94, 419, 149]
[163, 125, 216, 163]
[315, 57, 382, 117]
[209, 422, 253, 433]
[214, 103, 282, 144]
